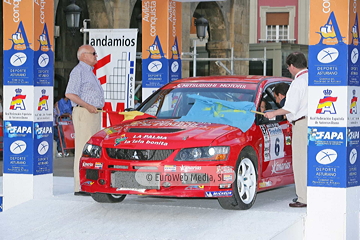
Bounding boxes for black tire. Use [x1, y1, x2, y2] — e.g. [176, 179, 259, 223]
[91, 193, 126, 203]
[218, 150, 258, 210]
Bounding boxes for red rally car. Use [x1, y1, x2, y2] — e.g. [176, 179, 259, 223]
[79, 76, 294, 210]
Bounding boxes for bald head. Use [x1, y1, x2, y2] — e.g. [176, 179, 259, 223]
[77, 45, 98, 66]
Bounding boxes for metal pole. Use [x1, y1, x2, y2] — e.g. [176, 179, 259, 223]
[231, 47, 234, 75]
[80, 19, 91, 45]
[193, 39, 197, 77]
[263, 47, 267, 76]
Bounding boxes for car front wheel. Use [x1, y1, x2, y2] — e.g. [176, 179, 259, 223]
[91, 193, 126, 203]
[218, 150, 258, 210]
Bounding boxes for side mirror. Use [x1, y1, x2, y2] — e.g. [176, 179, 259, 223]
[256, 114, 269, 124]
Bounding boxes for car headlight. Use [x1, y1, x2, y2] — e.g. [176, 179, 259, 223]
[174, 146, 229, 161]
[82, 143, 102, 158]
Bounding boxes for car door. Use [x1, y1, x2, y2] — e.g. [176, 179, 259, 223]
[257, 83, 293, 179]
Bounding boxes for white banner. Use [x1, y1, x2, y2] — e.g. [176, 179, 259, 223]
[88, 29, 138, 116]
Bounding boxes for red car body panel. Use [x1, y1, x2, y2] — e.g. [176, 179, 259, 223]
[79, 76, 294, 199]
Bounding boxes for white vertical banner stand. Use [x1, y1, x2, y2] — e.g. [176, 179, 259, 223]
[2, 1, 54, 211]
[307, 0, 360, 238]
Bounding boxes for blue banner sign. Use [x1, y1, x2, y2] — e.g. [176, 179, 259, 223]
[308, 127, 347, 187]
[308, 45, 348, 86]
[3, 121, 34, 174]
[34, 121, 53, 175]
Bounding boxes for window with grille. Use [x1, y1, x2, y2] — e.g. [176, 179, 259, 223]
[266, 12, 289, 42]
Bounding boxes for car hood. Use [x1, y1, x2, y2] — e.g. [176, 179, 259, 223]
[96, 119, 239, 149]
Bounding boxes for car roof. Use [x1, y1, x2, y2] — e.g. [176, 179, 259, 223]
[171, 75, 292, 86]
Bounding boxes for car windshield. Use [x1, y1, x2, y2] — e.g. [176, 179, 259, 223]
[139, 82, 256, 118]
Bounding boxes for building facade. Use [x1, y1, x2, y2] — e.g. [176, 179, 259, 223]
[249, 0, 310, 77]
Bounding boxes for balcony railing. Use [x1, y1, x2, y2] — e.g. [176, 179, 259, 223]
[258, 39, 296, 44]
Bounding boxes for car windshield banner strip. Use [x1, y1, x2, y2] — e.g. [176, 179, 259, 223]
[162, 83, 257, 90]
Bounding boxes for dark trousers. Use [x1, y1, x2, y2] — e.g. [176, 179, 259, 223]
[53, 126, 66, 153]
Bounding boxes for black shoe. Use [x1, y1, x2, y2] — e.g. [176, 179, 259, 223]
[289, 201, 307, 208]
[74, 191, 91, 196]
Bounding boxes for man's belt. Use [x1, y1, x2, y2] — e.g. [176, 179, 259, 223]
[76, 105, 102, 111]
[291, 116, 306, 125]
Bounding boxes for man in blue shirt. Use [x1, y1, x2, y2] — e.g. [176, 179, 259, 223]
[57, 96, 73, 116]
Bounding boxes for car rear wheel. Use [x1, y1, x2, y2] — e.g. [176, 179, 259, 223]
[91, 193, 126, 203]
[218, 150, 258, 210]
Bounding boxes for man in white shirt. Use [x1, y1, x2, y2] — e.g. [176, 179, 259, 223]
[264, 52, 308, 208]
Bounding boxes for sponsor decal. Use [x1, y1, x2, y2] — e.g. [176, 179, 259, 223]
[5, 121, 32, 138]
[285, 136, 291, 145]
[260, 125, 270, 161]
[349, 148, 358, 165]
[348, 88, 360, 126]
[116, 188, 146, 193]
[205, 191, 232, 197]
[351, 12, 359, 46]
[351, 48, 359, 64]
[164, 165, 176, 172]
[316, 149, 338, 165]
[171, 61, 179, 73]
[216, 166, 234, 174]
[123, 138, 168, 146]
[104, 127, 117, 135]
[133, 134, 167, 140]
[95, 162, 103, 169]
[271, 161, 291, 174]
[82, 162, 94, 168]
[37, 141, 49, 155]
[308, 128, 344, 140]
[81, 181, 94, 186]
[266, 123, 285, 160]
[350, 89, 358, 114]
[38, 53, 50, 67]
[185, 185, 204, 190]
[10, 140, 27, 154]
[10, 88, 26, 110]
[37, 89, 49, 111]
[316, 89, 337, 114]
[180, 165, 201, 172]
[222, 174, 233, 181]
[316, 12, 345, 45]
[34, 123, 52, 139]
[10, 52, 27, 67]
[317, 47, 339, 63]
[176, 83, 248, 89]
[114, 134, 127, 146]
[259, 180, 273, 188]
[348, 128, 360, 146]
[308, 127, 345, 147]
[148, 61, 162, 72]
